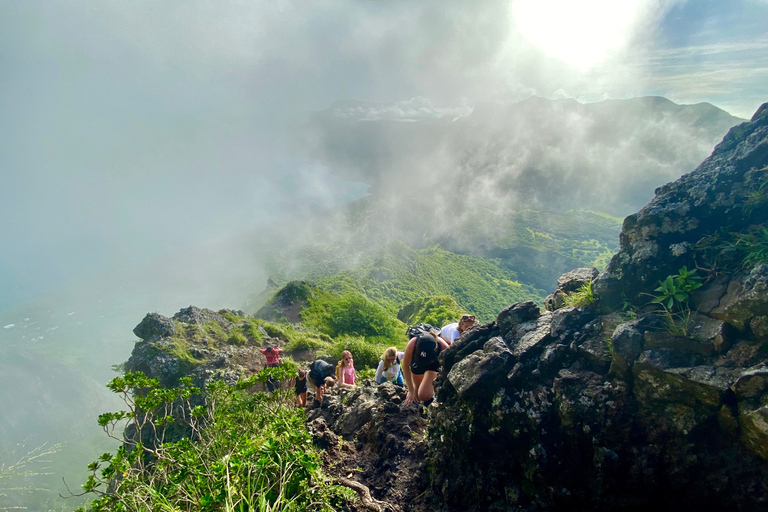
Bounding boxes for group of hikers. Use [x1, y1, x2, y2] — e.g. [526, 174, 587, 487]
[261, 314, 477, 407]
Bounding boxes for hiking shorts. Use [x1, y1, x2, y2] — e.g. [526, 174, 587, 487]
[410, 358, 440, 375]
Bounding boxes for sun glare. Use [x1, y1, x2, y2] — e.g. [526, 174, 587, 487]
[512, 0, 645, 70]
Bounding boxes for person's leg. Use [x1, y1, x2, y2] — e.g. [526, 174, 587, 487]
[395, 370, 404, 387]
[410, 373, 425, 401]
[416, 371, 438, 402]
[299, 391, 307, 407]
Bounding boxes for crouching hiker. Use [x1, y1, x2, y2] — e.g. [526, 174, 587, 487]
[308, 359, 336, 404]
[402, 327, 449, 406]
[375, 347, 405, 386]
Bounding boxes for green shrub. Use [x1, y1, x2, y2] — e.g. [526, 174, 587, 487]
[284, 332, 332, 352]
[227, 331, 248, 346]
[261, 322, 287, 340]
[325, 336, 390, 371]
[217, 309, 245, 324]
[326, 295, 400, 338]
[77, 372, 351, 511]
[397, 295, 463, 327]
[564, 281, 595, 308]
[650, 266, 702, 311]
[242, 320, 265, 341]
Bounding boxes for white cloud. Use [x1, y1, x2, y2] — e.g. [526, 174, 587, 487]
[511, 0, 649, 70]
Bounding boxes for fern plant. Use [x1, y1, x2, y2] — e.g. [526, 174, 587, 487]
[564, 280, 595, 308]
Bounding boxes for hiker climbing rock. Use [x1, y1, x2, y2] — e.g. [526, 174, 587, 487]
[375, 346, 405, 386]
[292, 369, 308, 407]
[260, 345, 283, 392]
[402, 326, 449, 406]
[440, 314, 476, 344]
[308, 359, 336, 403]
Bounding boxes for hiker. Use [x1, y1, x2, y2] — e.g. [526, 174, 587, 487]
[260, 345, 283, 392]
[308, 359, 336, 403]
[402, 327, 449, 406]
[291, 369, 308, 407]
[375, 346, 405, 386]
[336, 350, 356, 389]
[260, 345, 282, 367]
[440, 314, 476, 344]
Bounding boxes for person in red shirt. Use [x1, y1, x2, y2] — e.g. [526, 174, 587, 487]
[260, 346, 282, 392]
[261, 346, 282, 367]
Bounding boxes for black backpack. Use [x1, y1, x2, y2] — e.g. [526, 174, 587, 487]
[407, 323, 436, 339]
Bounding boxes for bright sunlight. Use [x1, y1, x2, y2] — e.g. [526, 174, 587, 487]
[512, 0, 647, 70]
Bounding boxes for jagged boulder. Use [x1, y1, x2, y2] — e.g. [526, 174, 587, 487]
[173, 306, 233, 329]
[497, 300, 539, 339]
[545, 267, 599, 311]
[133, 312, 176, 340]
[710, 264, 768, 333]
[125, 306, 265, 387]
[446, 336, 511, 399]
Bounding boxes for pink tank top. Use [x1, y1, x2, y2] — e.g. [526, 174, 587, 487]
[343, 366, 356, 385]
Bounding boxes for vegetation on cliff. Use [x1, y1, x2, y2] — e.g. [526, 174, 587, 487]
[77, 370, 352, 512]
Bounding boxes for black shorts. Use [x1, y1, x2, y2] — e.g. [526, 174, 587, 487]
[410, 358, 440, 375]
[309, 373, 325, 388]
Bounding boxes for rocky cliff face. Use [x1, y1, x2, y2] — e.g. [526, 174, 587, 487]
[422, 103, 768, 512]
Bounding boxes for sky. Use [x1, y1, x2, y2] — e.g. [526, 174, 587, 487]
[0, 0, 766, 312]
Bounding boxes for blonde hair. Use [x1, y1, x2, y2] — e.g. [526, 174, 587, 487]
[381, 346, 398, 370]
[339, 350, 353, 368]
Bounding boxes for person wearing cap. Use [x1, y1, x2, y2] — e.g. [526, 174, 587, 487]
[402, 327, 449, 406]
[440, 314, 476, 345]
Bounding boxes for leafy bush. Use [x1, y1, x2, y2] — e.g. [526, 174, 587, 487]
[397, 295, 463, 327]
[649, 267, 703, 337]
[284, 332, 332, 352]
[324, 335, 391, 371]
[261, 322, 288, 340]
[77, 371, 351, 512]
[242, 320, 265, 342]
[650, 266, 702, 311]
[325, 295, 400, 338]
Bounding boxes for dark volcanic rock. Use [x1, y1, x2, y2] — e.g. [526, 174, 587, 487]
[593, 104, 768, 307]
[133, 313, 176, 340]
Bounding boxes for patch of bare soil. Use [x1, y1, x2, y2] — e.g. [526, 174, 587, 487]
[305, 385, 442, 512]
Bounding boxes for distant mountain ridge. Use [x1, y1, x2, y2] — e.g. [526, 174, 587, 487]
[301, 96, 743, 216]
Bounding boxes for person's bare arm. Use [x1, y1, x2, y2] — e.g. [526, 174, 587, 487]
[402, 337, 417, 404]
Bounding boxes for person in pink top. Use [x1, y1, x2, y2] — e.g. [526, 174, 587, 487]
[337, 350, 356, 388]
[260, 346, 282, 367]
[260, 346, 282, 392]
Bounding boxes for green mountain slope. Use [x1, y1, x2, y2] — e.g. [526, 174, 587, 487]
[261, 242, 544, 324]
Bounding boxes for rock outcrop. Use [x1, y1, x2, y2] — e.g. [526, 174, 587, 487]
[125, 306, 272, 387]
[422, 104, 768, 512]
